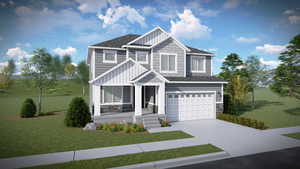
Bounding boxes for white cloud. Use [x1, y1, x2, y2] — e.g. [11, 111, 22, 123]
[185, 1, 220, 17]
[170, 9, 212, 40]
[15, 6, 98, 34]
[208, 48, 218, 52]
[75, 0, 120, 13]
[142, 6, 175, 20]
[256, 44, 287, 54]
[236, 65, 245, 70]
[288, 15, 300, 24]
[6, 47, 31, 60]
[97, 5, 147, 28]
[259, 58, 280, 67]
[236, 36, 260, 43]
[53, 47, 77, 56]
[283, 9, 295, 15]
[223, 0, 240, 9]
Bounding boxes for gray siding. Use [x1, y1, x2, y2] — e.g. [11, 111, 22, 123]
[186, 55, 212, 76]
[94, 49, 126, 77]
[152, 38, 185, 77]
[166, 83, 222, 102]
[128, 49, 151, 69]
[216, 103, 223, 113]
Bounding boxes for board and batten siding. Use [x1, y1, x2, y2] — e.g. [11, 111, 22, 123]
[135, 29, 169, 46]
[152, 38, 185, 77]
[128, 49, 151, 69]
[186, 55, 212, 76]
[94, 49, 126, 77]
[166, 83, 223, 102]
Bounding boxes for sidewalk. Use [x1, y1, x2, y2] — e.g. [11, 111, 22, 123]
[0, 138, 207, 169]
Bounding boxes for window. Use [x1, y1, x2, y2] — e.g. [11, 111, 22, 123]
[160, 53, 177, 73]
[103, 50, 117, 63]
[102, 86, 132, 104]
[136, 51, 148, 64]
[191, 56, 205, 73]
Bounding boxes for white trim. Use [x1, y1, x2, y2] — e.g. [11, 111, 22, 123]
[131, 69, 170, 83]
[150, 48, 153, 69]
[221, 83, 224, 102]
[126, 49, 129, 59]
[89, 58, 147, 84]
[184, 50, 186, 77]
[187, 52, 214, 56]
[135, 51, 148, 64]
[88, 46, 126, 51]
[101, 86, 132, 105]
[122, 45, 151, 49]
[211, 57, 213, 76]
[101, 83, 133, 86]
[166, 91, 216, 94]
[127, 27, 159, 45]
[169, 81, 228, 84]
[136, 82, 162, 86]
[191, 55, 206, 73]
[103, 50, 117, 64]
[216, 102, 223, 104]
[92, 49, 95, 79]
[143, 86, 146, 108]
[159, 53, 178, 74]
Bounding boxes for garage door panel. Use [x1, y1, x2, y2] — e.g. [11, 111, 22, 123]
[166, 92, 215, 122]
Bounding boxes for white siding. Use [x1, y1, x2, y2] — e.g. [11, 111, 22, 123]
[95, 61, 147, 85]
[93, 85, 101, 116]
[135, 29, 169, 46]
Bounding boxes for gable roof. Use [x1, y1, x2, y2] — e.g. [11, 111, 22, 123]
[186, 46, 213, 55]
[130, 69, 169, 83]
[91, 34, 140, 48]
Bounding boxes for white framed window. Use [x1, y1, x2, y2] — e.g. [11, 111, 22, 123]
[160, 53, 177, 73]
[101, 86, 132, 104]
[103, 50, 117, 63]
[191, 56, 206, 73]
[135, 51, 148, 64]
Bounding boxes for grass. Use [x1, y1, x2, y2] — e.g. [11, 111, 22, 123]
[283, 132, 300, 140]
[0, 80, 192, 158]
[26, 144, 222, 169]
[240, 88, 300, 129]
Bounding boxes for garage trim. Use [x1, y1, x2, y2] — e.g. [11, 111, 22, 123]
[166, 91, 217, 121]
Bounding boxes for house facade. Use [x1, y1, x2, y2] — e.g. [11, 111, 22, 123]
[87, 27, 227, 127]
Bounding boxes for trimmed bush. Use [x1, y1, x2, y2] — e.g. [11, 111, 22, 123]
[97, 122, 146, 133]
[217, 114, 268, 130]
[20, 98, 37, 118]
[160, 120, 171, 127]
[65, 97, 91, 127]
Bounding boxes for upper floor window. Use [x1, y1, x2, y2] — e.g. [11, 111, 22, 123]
[160, 53, 177, 73]
[191, 56, 206, 73]
[103, 50, 117, 63]
[135, 51, 148, 64]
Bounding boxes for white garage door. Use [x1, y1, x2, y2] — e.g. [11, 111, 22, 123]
[166, 92, 216, 122]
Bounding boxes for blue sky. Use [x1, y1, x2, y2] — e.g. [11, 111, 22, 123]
[0, 0, 299, 74]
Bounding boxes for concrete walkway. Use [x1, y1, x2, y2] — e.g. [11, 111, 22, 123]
[149, 120, 300, 157]
[0, 138, 206, 169]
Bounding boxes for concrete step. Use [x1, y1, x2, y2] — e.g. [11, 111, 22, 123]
[144, 123, 161, 129]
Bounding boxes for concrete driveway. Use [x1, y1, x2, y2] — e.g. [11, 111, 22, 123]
[149, 119, 300, 157]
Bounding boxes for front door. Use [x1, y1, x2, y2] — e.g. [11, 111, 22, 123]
[142, 86, 157, 113]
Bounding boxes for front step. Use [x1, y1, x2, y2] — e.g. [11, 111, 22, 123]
[142, 114, 161, 129]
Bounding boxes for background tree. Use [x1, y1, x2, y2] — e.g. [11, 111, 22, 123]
[21, 48, 56, 114]
[270, 34, 300, 100]
[64, 63, 76, 79]
[0, 66, 12, 88]
[62, 55, 71, 69]
[76, 61, 89, 96]
[219, 53, 245, 81]
[245, 55, 265, 107]
[7, 59, 16, 76]
[227, 75, 249, 114]
[51, 55, 63, 80]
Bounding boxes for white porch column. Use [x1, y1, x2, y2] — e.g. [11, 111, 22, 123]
[134, 84, 142, 116]
[93, 85, 101, 116]
[158, 83, 165, 115]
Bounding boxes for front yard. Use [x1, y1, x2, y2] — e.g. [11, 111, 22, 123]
[0, 81, 192, 158]
[283, 133, 300, 140]
[25, 144, 223, 169]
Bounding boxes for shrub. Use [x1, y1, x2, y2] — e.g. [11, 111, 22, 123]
[20, 98, 37, 118]
[124, 125, 133, 133]
[65, 97, 91, 127]
[136, 124, 146, 132]
[160, 120, 171, 127]
[223, 94, 234, 114]
[96, 122, 146, 133]
[217, 114, 268, 130]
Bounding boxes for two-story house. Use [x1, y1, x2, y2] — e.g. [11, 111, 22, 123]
[87, 26, 227, 128]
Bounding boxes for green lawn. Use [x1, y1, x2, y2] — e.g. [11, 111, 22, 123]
[0, 80, 192, 158]
[26, 144, 222, 169]
[283, 133, 300, 140]
[240, 88, 300, 129]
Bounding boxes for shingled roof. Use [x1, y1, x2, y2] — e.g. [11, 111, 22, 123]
[90, 34, 212, 55]
[165, 76, 226, 82]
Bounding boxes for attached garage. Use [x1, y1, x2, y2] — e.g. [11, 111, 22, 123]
[166, 91, 216, 122]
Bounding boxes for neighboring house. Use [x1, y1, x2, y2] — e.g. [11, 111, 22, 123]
[87, 26, 227, 128]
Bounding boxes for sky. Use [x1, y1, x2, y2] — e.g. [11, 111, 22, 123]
[0, 0, 299, 75]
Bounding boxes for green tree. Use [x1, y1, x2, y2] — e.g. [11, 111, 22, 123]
[21, 48, 56, 114]
[0, 66, 12, 88]
[76, 61, 89, 96]
[62, 55, 71, 69]
[7, 59, 16, 76]
[64, 63, 76, 79]
[245, 55, 265, 108]
[228, 75, 248, 114]
[270, 34, 300, 100]
[51, 55, 63, 80]
[219, 53, 248, 81]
